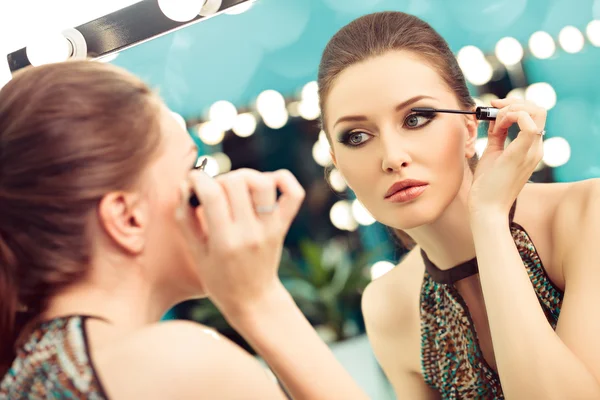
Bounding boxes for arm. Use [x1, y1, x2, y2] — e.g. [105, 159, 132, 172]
[228, 282, 369, 400]
[470, 181, 600, 399]
[181, 169, 368, 400]
[361, 270, 440, 400]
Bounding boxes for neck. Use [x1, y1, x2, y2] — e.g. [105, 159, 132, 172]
[405, 172, 475, 270]
[43, 261, 175, 333]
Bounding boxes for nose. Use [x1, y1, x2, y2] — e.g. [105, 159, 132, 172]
[380, 131, 412, 173]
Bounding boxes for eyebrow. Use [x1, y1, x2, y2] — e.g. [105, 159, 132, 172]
[332, 95, 437, 129]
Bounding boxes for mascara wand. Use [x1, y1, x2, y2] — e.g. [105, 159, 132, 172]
[411, 106, 499, 121]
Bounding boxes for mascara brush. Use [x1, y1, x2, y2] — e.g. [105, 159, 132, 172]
[411, 106, 499, 120]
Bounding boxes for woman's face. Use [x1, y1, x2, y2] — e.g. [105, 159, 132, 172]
[140, 105, 206, 299]
[325, 51, 477, 230]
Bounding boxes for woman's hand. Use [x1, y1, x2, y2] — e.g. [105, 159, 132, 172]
[468, 98, 547, 219]
[176, 168, 305, 319]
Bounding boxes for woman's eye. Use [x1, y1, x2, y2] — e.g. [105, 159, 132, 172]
[404, 113, 433, 129]
[349, 132, 368, 145]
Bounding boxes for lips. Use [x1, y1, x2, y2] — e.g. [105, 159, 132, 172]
[384, 179, 428, 203]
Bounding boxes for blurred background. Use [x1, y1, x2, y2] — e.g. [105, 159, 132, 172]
[2, 0, 600, 398]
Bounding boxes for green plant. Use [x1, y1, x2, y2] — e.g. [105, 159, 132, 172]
[181, 237, 384, 345]
[278, 237, 384, 342]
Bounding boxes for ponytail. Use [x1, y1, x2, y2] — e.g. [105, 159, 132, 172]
[0, 233, 18, 377]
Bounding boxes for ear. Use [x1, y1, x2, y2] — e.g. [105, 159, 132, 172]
[464, 114, 478, 159]
[98, 191, 148, 255]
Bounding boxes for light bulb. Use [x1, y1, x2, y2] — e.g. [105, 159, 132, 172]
[529, 31, 556, 59]
[543, 137, 571, 167]
[232, 113, 257, 137]
[158, 0, 206, 22]
[525, 82, 557, 110]
[197, 121, 225, 145]
[209, 100, 237, 131]
[351, 199, 376, 226]
[225, 0, 255, 15]
[312, 140, 332, 166]
[587, 20, 600, 46]
[328, 168, 347, 193]
[370, 261, 395, 280]
[559, 26, 585, 54]
[330, 200, 357, 231]
[256, 90, 286, 117]
[495, 37, 524, 66]
[26, 32, 73, 66]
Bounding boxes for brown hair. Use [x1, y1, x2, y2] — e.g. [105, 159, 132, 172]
[318, 11, 477, 249]
[0, 61, 162, 374]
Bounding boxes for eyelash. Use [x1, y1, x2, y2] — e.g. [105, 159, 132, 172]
[337, 112, 437, 147]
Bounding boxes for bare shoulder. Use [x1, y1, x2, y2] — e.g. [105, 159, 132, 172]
[362, 247, 424, 331]
[362, 247, 425, 369]
[92, 320, 283, 400]
[516, 181, 574, 223]
[362, 248, 439, 398]
[550, 178, 600, 261]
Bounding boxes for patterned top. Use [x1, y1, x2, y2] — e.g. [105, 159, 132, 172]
[0, 315, 109, 400]
[420, 221, 564, 399]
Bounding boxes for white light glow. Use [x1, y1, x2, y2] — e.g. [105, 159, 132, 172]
[543, 137, 571, 167]
[330, 200, 358, 231]
[506, 88, 526, 100]
[529, 31, 556, 59]
[209, 100, 237, 131]
[587, 20, 600, 46]
[262, 109, 289, 129]
[158, 0, 205, 22]
[457, 45, 486, 66]
[232, 112, 257, 137]
[197, 121, 225, 145]
[525, 82, 557, 110]
[2, 1, 145, 54]
[212, 152, 232, 174]
[201, 155, 220, 177]
[457, 46, 494, 86]
[256, 90, 286, 116]
[475, 138, 488, 158]
[287, 101, 301, 117]
[559, 26, 585, 54]
[495, 37, 524, 66]
[298, 99, 320, 120]
[312, 139, 332, 166]
[328, 168, 347, 193]
[301, 81, 318, 102]
[351, 199, 376, 226]
[225, 0, 255, 15]
[26, 32, 72, 66]
[171, 112, 187, 130]
[480, 93, 499, 104]
[370, 261, 395, 280]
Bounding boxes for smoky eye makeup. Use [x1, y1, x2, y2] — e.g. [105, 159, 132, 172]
[337, 129, 370, 147]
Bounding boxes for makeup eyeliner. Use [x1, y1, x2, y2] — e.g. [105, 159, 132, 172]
[189, 157, 207, 208]
[411, 106, 499, 121]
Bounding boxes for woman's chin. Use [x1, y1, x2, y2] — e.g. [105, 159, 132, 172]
[380, 209, 441, 231]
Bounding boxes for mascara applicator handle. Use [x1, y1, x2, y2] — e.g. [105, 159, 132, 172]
[475, 106, 499, 120]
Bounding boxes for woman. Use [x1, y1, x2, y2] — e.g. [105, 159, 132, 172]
[319, 11, 600, 399]
[0, 61, 368, 399]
